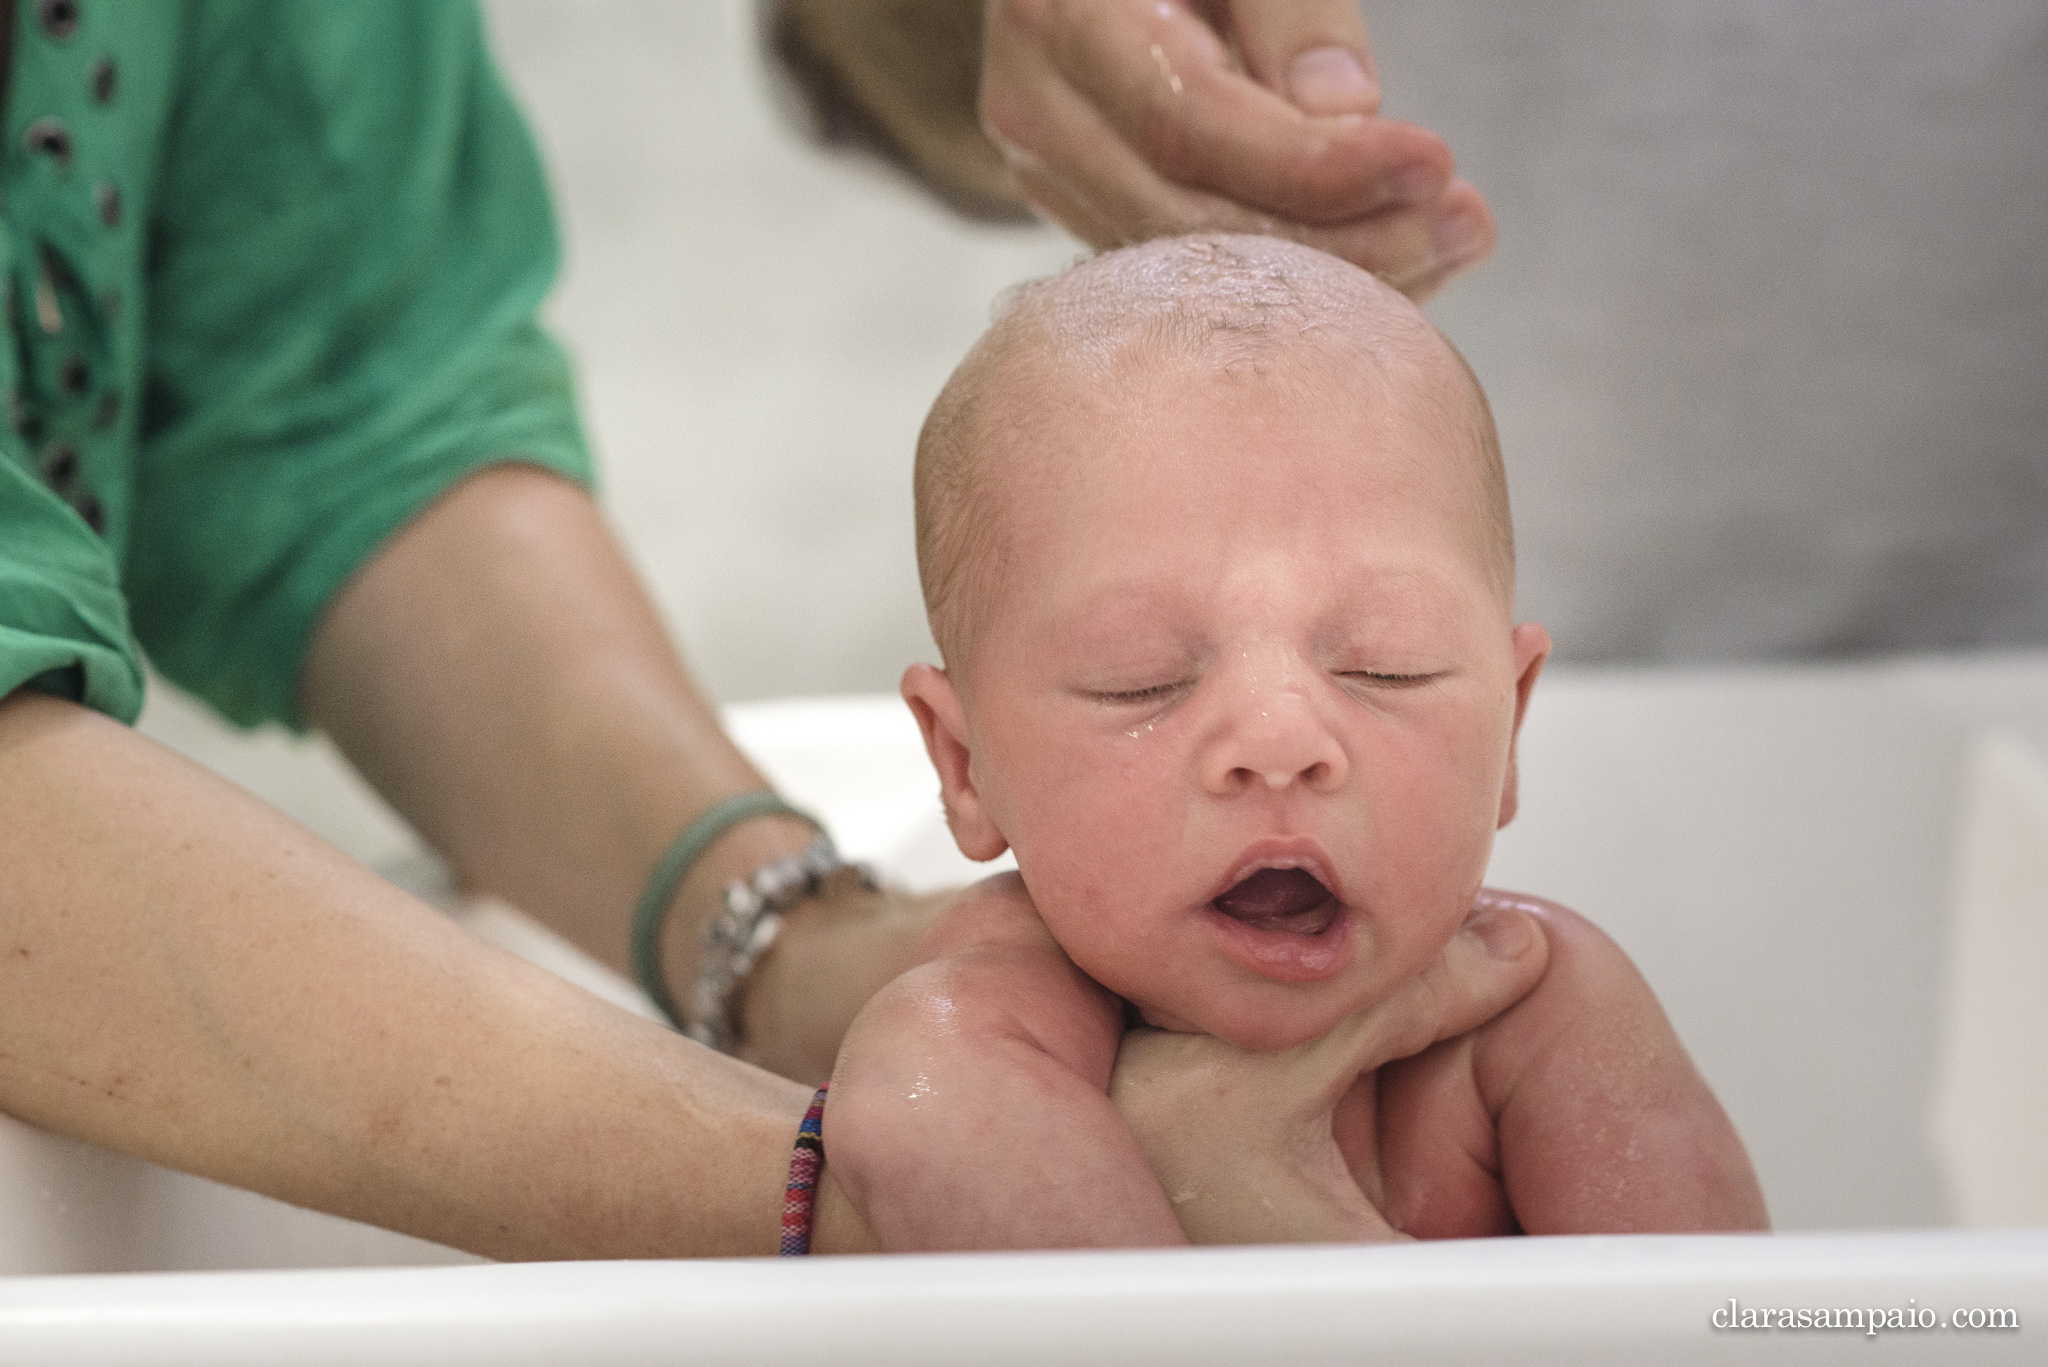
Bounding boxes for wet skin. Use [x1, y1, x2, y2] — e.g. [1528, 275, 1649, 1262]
[926, 344, 1545, 1052]
[834, 307, 1767, 1248]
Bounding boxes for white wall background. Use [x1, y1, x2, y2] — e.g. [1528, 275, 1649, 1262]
[489, 0, 1074, 705]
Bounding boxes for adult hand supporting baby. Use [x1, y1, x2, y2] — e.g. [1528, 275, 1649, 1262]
[1109, 898, 1548, 1244]
[735, 883, 953, 1085]
[979, 0, 1495, 299]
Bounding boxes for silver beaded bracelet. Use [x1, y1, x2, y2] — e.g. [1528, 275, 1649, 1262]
[681, 834, 877, 1055]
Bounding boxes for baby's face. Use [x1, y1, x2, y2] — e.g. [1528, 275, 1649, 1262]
[910, 346, 1547, 1052]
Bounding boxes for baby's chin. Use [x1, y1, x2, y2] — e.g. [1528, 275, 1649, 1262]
[1132, 983, 1379, 1054]
[1107, 918, 1452, 1051]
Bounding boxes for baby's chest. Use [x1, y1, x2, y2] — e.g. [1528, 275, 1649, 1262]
[1332, 1044, 1520, 1240]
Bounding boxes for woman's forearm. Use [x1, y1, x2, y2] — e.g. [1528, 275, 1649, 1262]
[299, 464, 929, 1079]
[299, 465, 814, 985]
[0, 690, 806, 1259]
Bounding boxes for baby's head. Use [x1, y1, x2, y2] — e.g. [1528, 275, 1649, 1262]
[903, 234, 1549, 1051]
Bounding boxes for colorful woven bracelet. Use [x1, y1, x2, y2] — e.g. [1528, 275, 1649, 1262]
[780, 1083, 829, 1256]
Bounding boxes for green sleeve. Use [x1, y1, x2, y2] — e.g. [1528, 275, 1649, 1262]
[0, 456, 144, 720]
[126, 0, 591, 730]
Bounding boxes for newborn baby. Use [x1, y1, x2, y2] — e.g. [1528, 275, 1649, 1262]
[825, 234, 1767, 1248]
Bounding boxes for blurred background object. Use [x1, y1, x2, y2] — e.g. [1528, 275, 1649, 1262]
[479, 0, 2045, 706]
[1388, 0, 2047, 662]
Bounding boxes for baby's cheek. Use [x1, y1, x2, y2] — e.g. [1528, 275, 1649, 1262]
[1351, 747, 1500, 974]
[1014, 755, 1184, 966]
[1032, 735, 1180, 858]
[1382, 723, 1503, 861]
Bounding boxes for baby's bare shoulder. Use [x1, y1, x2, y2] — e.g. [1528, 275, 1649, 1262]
[913, 870, 1060, 962]
[1372, 892, 1664, 1236]
[1461, 888, 1770, 1232]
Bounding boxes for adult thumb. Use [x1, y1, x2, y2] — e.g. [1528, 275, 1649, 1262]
[1300, 900, 1549, 1099]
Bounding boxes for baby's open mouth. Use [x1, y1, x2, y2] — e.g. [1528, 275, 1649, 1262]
[1211, 867, 1341, 936]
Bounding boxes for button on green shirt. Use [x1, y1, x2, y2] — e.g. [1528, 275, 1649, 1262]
[0, 0, 590, 729]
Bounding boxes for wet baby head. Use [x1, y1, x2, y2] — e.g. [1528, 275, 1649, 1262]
[904, 234, 1548, 1051]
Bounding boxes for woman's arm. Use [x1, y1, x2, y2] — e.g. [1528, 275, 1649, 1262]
[0, 689, 812, 1259]
[300, 463, 927, 1082]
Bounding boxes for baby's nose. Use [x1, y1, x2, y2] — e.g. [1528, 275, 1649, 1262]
[1199, 685, 1349, 796]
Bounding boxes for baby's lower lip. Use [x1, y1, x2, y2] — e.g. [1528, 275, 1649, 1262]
[1200, 900, 1354, 984]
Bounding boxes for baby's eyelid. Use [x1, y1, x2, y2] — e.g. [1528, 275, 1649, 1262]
[1338, 669, 1440, 688]
[1093, 678, 1191, 705]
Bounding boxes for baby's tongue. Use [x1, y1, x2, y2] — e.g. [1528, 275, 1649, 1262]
[1212, 868, 1339, 935]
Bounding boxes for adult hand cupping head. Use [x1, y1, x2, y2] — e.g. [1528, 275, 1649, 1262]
[1108, 898, 1547, 1245]
[981, 0, 1496, 300]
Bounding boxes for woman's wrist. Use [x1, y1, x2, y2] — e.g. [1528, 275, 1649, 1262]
[656, 808, 821, 1020]
[649, 796, 954, 1083]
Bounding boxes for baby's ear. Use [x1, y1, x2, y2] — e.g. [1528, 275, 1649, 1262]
[900, 663, 1010, 862]
[1496, 622, 1552, 829]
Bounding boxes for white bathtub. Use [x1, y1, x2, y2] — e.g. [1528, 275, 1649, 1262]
[3, 1232, 2044, 1365]
[3, 654, 2046, 1361]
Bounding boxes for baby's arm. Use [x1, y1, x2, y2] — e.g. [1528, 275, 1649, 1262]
[822, 872, 1186, 1251]
[1377, 894, 1770, 1236]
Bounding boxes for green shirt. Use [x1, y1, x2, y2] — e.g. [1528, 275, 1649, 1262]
[0, 0, 589, 729]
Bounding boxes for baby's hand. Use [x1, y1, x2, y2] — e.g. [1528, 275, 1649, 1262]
[1109, 899, 1548, 1245]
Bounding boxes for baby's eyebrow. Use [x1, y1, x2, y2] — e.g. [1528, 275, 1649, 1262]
[1041, 607, 1191, 654]
[1039, 564, 1484, 650]
[1065, 579, 1187, 613]
[1322, 574, 1499, 642]
[1326, 564, 1472, 608]
[1020, 591, 1200, 660]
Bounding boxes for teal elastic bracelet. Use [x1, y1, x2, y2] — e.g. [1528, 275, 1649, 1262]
[631, 791, 822, 1028]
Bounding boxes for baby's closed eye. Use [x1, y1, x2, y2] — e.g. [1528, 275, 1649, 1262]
[1337, 670, 1440, 689]
[1090, 679, 1193, 706]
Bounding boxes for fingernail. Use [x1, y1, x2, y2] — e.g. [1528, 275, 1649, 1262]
[1430, 208, 1487, 268]
[1287, 46, 1377, 114]
[1467, 906, 1533, 960]
[1381, 163, 1440, 209]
